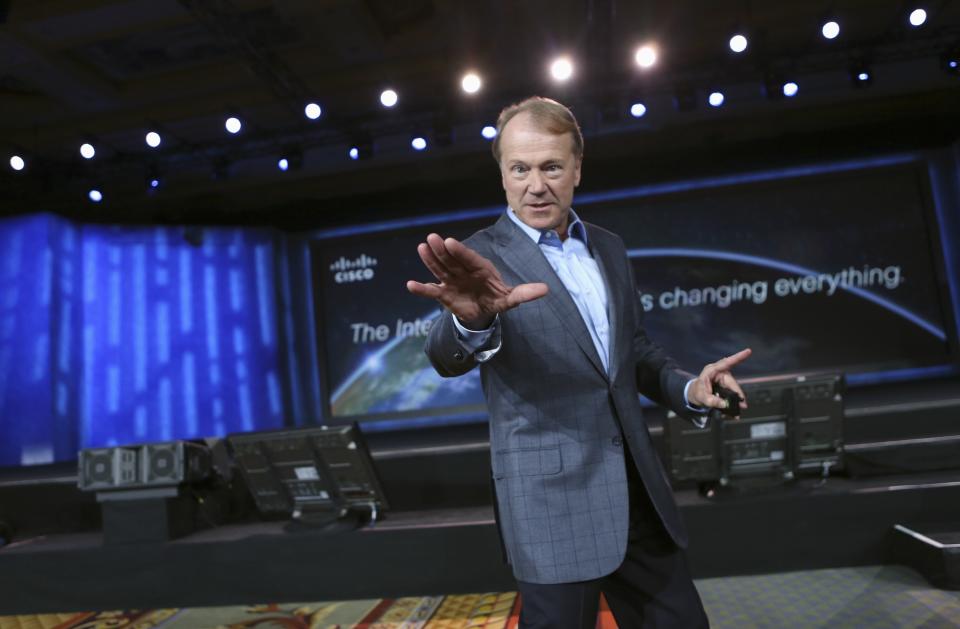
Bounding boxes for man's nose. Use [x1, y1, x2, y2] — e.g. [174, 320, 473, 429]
[528, 170, 547, 193]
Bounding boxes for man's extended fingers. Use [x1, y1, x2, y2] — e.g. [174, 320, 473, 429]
[418, 242, 453, 282]
[504, 282, 549, 308]
[426, 234, 466, 276]
[444, 237, 494, 274]
[406, 280, 442, 299]
[712, 348, 752, 372]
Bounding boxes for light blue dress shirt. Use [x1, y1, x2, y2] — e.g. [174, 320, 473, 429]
[452, 208, 703, 415]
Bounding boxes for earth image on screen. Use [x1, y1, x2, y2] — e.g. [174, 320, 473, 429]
[330, 309, 484, 416]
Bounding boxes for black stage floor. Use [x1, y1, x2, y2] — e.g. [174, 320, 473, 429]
[2, 470, 959, 615]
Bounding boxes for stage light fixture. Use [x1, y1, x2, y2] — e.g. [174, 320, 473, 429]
[729, 34, 748, 53]
[88, 189, 103, 203]
[909, 8, 927, 27]
[146, 164, 162, 191]
[278, 147, 303, 171]
[708, 91, 725, 107]
[634, 45, 657, 69]
[380, 89, 398, 107]
[783, 81, 799, 97]
[850, 63, 873, 87]
[304, 102, 322, 120]
[821, 20, 840, 40]
[145, 131, 162, 148]
[941, 48, 959, 75]
[629, 103, 647, 118]
[481, 125, 497, 140]
[461, 72, 482, 94]
[80, 143, 96, 159]
[225, 116, 242, 134]
[9, 155, 24, 171]
[550, 57, 574, 81]
[349, 137, 373, 161]
[411, 136, 427, 151]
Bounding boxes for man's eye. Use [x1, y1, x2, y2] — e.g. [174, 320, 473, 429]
[512, 165, 527, 174]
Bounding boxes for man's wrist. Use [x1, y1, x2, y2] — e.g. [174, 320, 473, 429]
[456, 313, 496, 331]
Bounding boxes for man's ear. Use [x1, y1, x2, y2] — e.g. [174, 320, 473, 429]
[574, 157, 583, 187]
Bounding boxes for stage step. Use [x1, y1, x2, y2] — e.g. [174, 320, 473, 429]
[890, 523, 960, 590]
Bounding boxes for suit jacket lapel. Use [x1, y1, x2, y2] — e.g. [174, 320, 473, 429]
[492, 213, 608, 380]
[589, 231, 628, 382]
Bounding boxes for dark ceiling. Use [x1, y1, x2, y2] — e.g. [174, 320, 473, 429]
[1, 0, 959, 226]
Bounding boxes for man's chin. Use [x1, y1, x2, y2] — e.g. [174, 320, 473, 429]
[518, 208, 564, 230]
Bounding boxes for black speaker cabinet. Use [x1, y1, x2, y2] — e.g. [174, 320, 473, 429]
[99, 490, 197, 545]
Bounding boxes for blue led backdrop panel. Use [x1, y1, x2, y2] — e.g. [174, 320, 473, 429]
[78, 224, 285, 448]
[0, 215, 291, 467]
[0, 215, 58, 466]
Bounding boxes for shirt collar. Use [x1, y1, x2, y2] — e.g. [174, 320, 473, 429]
[506, 207, 588, 250]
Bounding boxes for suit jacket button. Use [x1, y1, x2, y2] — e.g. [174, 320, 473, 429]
[454, 350, 464, 361]
[612, 436, 622, 446]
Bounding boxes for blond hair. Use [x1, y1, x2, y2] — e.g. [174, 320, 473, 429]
[491, 96, 583, 163]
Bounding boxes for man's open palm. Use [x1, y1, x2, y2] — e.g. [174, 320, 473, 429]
[406, 233, 548, 328]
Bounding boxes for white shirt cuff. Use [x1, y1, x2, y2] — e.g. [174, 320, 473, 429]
[684, 379, 709, 428]
[452, 313, 502, 363]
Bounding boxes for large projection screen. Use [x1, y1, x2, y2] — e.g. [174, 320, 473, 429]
[311, 157, 957, 426]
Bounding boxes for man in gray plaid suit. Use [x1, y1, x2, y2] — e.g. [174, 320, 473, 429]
[407, 97, 751, 628]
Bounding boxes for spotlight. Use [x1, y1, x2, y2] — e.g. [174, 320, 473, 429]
[634, 44, 657, 69]
[225, 117, 242, 134]
[850, 63, 873, 87]
[411, 137, 427, 151]
[461, 72, 482, 94]
[708, 91, 725, 107]
[941, 48, 960, 75]
[145, 131, 162, 148]
[380, 89, 398, 108]
[349, 137, 373, 160]
[729, 34, 748, 53]
[9, 155, 24, 171]
[146, 165, 162, 191]
[783, 81, 799, 97]
[80, 143, 96, 159]
[304, 102, 322, 120]
[629, 103, 647, 118]
[278, 147, 303, 171]
[821, 20, 840, 40]
[909, 8, 927, 27]
[550, 57, 574, 81]
[481, 125, 497, 140]
[88, 189, 103, 203]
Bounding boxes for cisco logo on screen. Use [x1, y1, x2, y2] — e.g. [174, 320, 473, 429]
[330, 254, 378, 283]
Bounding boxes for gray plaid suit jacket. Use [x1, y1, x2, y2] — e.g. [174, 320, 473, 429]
[424, 212, 700, 584]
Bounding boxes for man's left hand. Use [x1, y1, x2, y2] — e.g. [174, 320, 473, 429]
[687, 348, 752, 415]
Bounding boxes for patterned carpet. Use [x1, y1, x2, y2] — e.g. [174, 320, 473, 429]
[1, 566, 958, 628]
